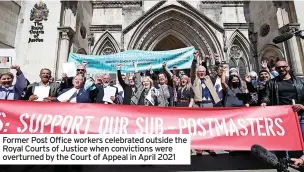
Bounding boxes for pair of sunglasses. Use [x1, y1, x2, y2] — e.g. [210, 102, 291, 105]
[275, 66, 287, 70]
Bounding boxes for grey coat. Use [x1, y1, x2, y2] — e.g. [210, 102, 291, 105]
[24, 82, 61, 100]
[131, 73, 166, 106]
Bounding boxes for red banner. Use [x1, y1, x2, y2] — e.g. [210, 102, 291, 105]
[0, 100, 303, 150]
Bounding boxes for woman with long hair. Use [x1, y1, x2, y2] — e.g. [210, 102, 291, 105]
[175, 75, 194, 107]
[221, 67, 249, 107]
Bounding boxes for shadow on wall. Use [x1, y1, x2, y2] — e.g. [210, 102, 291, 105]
[0, 153, 276, 172]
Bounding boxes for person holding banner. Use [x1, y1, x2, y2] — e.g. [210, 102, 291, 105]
[291, 155, 304, 169]
[191, 51, 220, 108]
[95, 73, 103, 85]
[150, 65, 174, 106]
[175, 74, 194, 107]
[190, 51, 220, 156]
[261, 60, 304, 160]
[200, 53, 224, 107]
[56, 75, 93, 103]
[61, 63, 87, 89]
[245, 60, 271, 106]
[221, 67, 249, 107]
[25, 68, 61, 102]
[143, 65, 172, 106]
[162, 62, 178, 106]
[0, 65, 27, 100]
[117, 63, 138, 105]
[155, 72, 174, 107]
[131, 75, 160, 106]
[93, 73, 122, 104]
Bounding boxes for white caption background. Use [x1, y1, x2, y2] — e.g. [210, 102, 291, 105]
[0, 134, 190, 165]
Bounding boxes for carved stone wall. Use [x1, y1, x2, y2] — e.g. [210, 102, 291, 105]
[72, 1, 93, 53]
[0, 1, 20, 48]
[126, 4, 225, 60]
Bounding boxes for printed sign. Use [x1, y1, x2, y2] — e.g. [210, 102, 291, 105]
[0, 100, 303, 150]
[28, 2, 49, 43]
[68, 47, 195, 74]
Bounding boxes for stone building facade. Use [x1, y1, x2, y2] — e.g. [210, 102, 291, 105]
[0, 1, 20, 73]
[3, 0, 304, 82]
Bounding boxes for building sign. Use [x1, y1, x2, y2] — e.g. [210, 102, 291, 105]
[28, 2, 49, 43]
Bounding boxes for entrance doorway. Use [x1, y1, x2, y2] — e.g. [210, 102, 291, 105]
[153, 35, 187, 51]
[152, 35, 190, 84]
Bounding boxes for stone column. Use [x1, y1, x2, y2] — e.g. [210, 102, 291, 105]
[279, 23, 304, 76]
[87, 33, 95, 55]
[56, 26, 75, 79]
[249, 31, 258, 72]
[293, 1, 304, 66]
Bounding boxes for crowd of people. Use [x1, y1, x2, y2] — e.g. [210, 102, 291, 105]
[1, 50, 304, 169]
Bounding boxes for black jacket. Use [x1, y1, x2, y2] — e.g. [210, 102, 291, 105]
[261, 76, 304, 106]
[61, 77, 86, 90]
[91, 85, 119, 104]
[117, 70, 137, 105]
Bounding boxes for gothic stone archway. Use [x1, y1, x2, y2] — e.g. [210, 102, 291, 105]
[128, 5, 224, 59]
[259, 44, 284, 64]
[92, 31, 120, 55]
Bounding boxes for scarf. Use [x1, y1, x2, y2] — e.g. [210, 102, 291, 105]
[57, 88, 77, 102]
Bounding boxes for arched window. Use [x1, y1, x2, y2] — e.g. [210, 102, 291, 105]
[100, 39, 117, 55]
[229, 58, 237, 69]
[91, 32, 120, 55]
[229, 44, 248, 78]
[227, 30, 251, 76]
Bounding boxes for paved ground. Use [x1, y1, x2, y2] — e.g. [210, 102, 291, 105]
[1, 151, 302, 172]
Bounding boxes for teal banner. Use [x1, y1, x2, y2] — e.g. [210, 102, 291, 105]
[68, 47, 195, 74]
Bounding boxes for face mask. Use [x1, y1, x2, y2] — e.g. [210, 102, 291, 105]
[271, 71, 279, 77]
[231, 82, 240, 88]
[251, 80, 257, 86]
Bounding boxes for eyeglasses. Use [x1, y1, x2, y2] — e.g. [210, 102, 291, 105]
[275, 66, 287, 70]
[77, 69, 85, 71]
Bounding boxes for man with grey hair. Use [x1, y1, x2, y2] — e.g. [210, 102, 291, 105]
[61, 64, 87, 89]
[191, 51, 220, 108]
[95, 73, 103, 85]
[190, 51, 220, 157]
[25, 68, 61, 102]
[93, 73, 122, 104]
